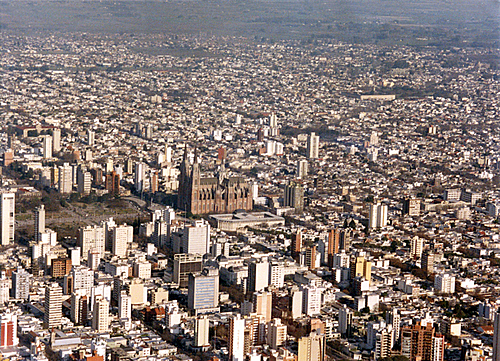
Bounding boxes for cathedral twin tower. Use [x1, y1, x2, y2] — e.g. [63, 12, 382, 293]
[177, 147, 253, 215]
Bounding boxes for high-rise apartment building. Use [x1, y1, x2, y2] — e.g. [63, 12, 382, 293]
[111, 224, 133, 258]
[493, 311, 500, 361]
[267, 318, 287, 349]
[0, 193, 15, 246]
[229, 315, 246, 361]
[118, 290, 132, 329]
[402, 197, 420, 216]
[297, 330, 325, 361]
[401, 322, 435, 361]
[194, 316, 210, 348]
[92, 296, 109, 333]
[78, 225, 105, 257]
[253, 291, 272, 322]
[34, 204, 45, 243]
[11, 266, 30, 300]
[350, 256, 372, 282]
[297, 159, 308, 179]
[369, 203, 388, 229]
[339, 305, 353, 337]
[247, 260, 269, 294]
[306, 132, 320, 159]
[0, 310, 19, 347]
[70, 289, 88, 325]
[42, 135, 52, 159]
[434, 273, 456, 294]
[44, 283, 62, 329]
[284, 181, 304, 212]
[422, 252, 436, 274]
[58, 163, 73, 194]
[52, 128, 61, 153]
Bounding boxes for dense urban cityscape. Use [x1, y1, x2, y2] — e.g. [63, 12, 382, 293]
[0, 7, 498, 361]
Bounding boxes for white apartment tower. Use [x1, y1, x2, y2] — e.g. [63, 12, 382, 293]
[306, 132, 320, 159]
[229, 315, 246, 361]
[34, 204, 45, 243]
[369, 203, 388, 229]
[58, 163, 73, 194]
[42, 135, 52, 159]
[44, 283, 62, 329]
[0, 193, 15, 246]
[92, 296, 109, 333]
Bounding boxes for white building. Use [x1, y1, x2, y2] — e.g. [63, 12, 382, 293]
[0, 193, 15, 246]
[434, 273, 456, 294]
[306, 132, 319, 159]
[369, 203, 388, 229]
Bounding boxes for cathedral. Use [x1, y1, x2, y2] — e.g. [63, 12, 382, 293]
[178, 148, 253, 215]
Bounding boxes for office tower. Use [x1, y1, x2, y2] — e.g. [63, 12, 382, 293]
[92, 296, 109, 333]
[284, 181, 304, 212]
[177, 147, 253, 215]
[87, 130, 95, 146]
[118, 290, 132, 330]
[42, 135, 52, 159]
[78, 225, 105, 257]
[52, 128, 61, 153]
[306, 132, 320, 159]
[44, 283, 62, 329]
[11, 266, 30, 300]
[194, 316, 210, 348]
[58, 163, 73, 194]
[401, 322, 435, 361]
[375, 327, 393, 360]
[174, 220, 211, 255]
[247, 259, 269, 294]
[111, 224, 133, 258]
[34, 205, 45, 243]
[443, 188, 461, 201]
[0, 310, 19, 347]
[135, 162, 145, 192]
[339, 305, 353, 337]
[253, 291, 272, 322]
[0, 193, 15, 246]
[188, 268, 219, 313]
[350, 256, 372, 282]
[267, 318, 287, 349]
[70, 289, 88, 325]
[297, 159, 308, 179]
[402, 197, 420, 216]
[370, 131, 379, 146]
[369, 203, 388, 229]
[301, 286, 322, 317]
[77, 168, 92, 195]
[229, 315, 246, 361]
[410, 237, 424, 259]
[297, 330, 325, 361]
[494, 311, 500, 361]
[327, 229, 340, 268]
[305, 246, 317, 270]
[434, 273, 456, 294]
[268, 263, 284, 288]
[105, 171, 120, 196]
[173, 253, 203, 288]
[292, 231, 302, 260]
